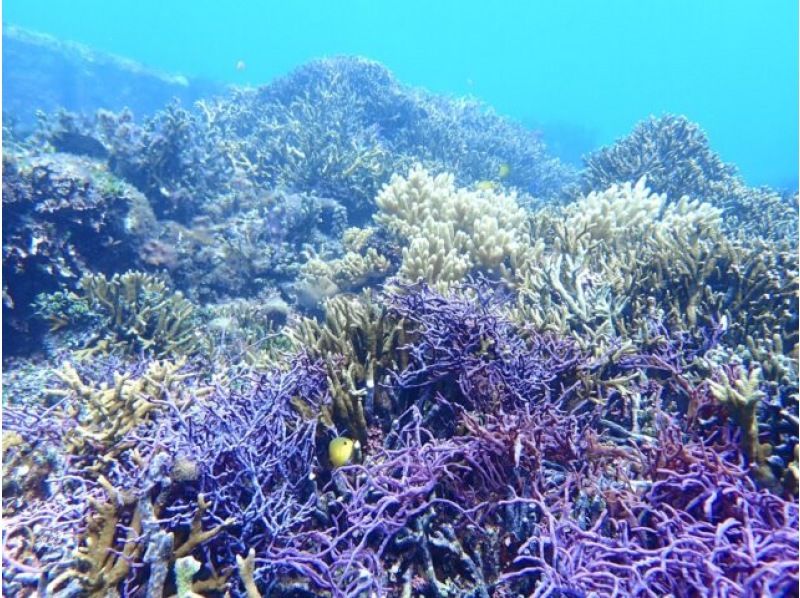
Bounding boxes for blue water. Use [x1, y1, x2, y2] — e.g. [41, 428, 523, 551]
[5, 0, 798, 188]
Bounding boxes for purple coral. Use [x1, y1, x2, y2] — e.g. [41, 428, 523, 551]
[386, 282, 584, 412]
[3, 284, 797, 597]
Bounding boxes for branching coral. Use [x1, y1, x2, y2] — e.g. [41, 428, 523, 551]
[376, 165, 529, 285]
[581, 114, 798, 245]
[582, 114, 737, 204]
[202, 293, 291, 366]
[507, 178, 797, 361]
[708, 365, 778, 487]
[4, 58, 797, 598]
[297, 243, 391, 307]
[31, 57, 572, 228]
[38, 271, 201, 357]
[292, 165, 535, 299]
[288, 291, 406, 443]
[46, 357, 196, 456]
[4, 284, 799, 597]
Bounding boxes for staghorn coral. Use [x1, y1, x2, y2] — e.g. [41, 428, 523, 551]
[504, 178, 717, 342]
[721, 185, 798, 245]
[288, 290, 406, 444]
[507, 178, 797, 357]
[582, 114, 737, 204]
[31, 57, 571, 227]
[205, 57, 571, 212]
[708, 365, 777, 487]
[38, 271, 202, 357]
[42, 485, 232, 597]
[46, 357, 197, 456]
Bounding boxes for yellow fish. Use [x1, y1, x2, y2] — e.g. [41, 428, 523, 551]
[476, 180, 498, 191]
[328, 437, 357, 467]
[498, 163, 511, 179]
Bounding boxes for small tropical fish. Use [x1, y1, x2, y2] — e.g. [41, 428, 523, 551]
[235, 60, 247, 72]
[498, 163, 511, 179]
[329, 437, 357, 467]
[476, 180, 498, 191]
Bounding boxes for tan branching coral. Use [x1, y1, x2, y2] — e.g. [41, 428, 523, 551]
[236, 549, 262, 598]
[46, 358, 202, 459]
[294, 166, 535, 297]
[45, 485, 231, 597]
[45, 479, 142, 596]
[288, 291, 406, 443]
[708, 367, 774, 485]
[505, 178, 797, 357]
[45, 271, 202, 357]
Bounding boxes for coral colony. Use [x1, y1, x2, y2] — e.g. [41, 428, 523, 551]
[3, 57, 798, 597]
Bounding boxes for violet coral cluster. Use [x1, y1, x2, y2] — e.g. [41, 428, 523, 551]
[3, 283, 797, 596]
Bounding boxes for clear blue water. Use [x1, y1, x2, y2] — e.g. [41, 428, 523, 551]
[5, 0, 798, 188]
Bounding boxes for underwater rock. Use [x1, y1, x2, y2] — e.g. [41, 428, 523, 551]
[3, 25, 223, 128]
[2, 150, 156, 354]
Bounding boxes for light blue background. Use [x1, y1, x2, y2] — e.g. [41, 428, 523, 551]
[5, 1, 798, 187]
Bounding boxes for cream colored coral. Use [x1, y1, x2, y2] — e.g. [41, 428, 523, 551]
[504, 177, 724, 342]
[375, 165, 529, 286]
[297, 245, 391, 300]
[342, 226, 375, 252]
[562, 177, 722, 250]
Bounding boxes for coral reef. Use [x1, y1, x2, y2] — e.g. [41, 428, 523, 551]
[293, 165, 533, 296]
[5, 283, 797, 596]
[582, 115, 737, 203]
[30, 57, 573, 223]
[6, 57, 574, 328]
[173, 190, 348, 302]
[289, 290, 406, 444]
[2, 54, 797, 598]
